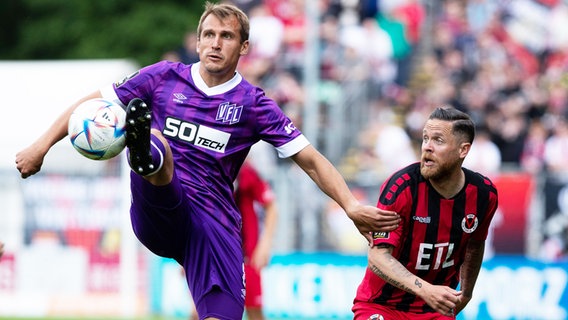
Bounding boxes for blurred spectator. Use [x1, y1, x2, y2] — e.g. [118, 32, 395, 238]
[175, 31, 200, 64]
[388, 0, 426, 86]
[372, 109, 417, 174]
[486, 95, 528, 167]
[264, 0, 307, 79]
[262, 70, 305, 129]
[547, 81, 568, 117]
[466, 0, 500, 33]
[247, 4, 284, 59]
[463, 125, 502, 176]
[238, 3, 284, 84]
[339, 17, 395, 89]
[163, 31, 199, 64]
[543, 116, 568, 174]
[520, 119, 548, 174]
[319, 14, 344, 81]
[505, 0, 548, 53]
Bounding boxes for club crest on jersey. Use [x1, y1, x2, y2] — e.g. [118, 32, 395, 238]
[216, 102, 242, 125]
[372, 231, 389, 240]
[369, 314, 384, 320]
[461, 213, 479, 233]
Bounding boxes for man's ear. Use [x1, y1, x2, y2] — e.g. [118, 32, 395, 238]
[460, 142, 471, 159]
[240, 40, 250, 56]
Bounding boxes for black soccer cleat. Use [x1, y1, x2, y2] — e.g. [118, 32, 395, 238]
[125, 98, 154, 175]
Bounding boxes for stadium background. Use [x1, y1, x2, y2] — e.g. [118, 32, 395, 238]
[1, 0, 568, 319]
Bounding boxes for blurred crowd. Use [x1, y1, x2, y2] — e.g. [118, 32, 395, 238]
[164, 0, 568, 259]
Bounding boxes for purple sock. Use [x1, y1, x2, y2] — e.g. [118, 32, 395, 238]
[126, 133, 166, 176]
[146, 134, 166, 176]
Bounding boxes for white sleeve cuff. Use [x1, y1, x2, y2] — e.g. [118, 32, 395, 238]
[275, 134, 310, 158]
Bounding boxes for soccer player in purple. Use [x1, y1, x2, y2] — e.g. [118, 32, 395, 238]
[353, 107, 499, 320]
[15, 2, 401, 319]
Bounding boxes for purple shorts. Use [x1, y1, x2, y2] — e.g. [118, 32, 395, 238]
[129, 171, 245, 319]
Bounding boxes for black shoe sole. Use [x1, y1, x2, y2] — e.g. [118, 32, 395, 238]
[125, 98, 154, 175]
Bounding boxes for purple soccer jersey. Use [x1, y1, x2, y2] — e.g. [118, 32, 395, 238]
[100, 61, 309, 317]
[102, 61, 308, 232]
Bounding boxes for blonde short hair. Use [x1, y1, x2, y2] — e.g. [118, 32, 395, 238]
[197, 1, 250, 43]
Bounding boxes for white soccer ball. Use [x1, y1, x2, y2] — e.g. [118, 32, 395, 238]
[68, 98, 126, 160]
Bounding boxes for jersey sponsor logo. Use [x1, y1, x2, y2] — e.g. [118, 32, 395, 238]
[416, 242, 455, 270]
[114, 71, 140, 88]
[284, 121, 297, 134]
[461, 213, 479, 233]
[216, 102, 242, 125]
[163, 116, 230, 153]
[413, 215, 431, 224]
[173, 92, 187, 103]
[372, 231, 389, 240]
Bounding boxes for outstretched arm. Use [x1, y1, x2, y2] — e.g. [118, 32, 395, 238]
[368, 244, 461, 317]
[291, 145, 400, 241]
[16, 90, 102, 178]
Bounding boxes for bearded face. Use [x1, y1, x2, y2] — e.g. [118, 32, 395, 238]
[420, 119, 466, 182]
[420, 153, 460, 181]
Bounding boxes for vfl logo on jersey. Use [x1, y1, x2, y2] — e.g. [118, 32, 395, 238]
[216, 102, 242, 125]
[461, 213, 479, 233]
[173, 93, 187, 103]
[284, 122, 297, 134]
[163, 116, 230, 153]
[372, 231, 389, 240]
[115, 71, 140, 88]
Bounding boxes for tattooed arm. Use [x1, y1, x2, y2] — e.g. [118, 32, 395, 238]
[454, 239, 485, 313]
[368, 244, 462, 316]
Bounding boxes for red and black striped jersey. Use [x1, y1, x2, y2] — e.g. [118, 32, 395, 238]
[354, 162, 498, 313]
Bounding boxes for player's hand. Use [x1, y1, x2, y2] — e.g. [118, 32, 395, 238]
[250, 239, 271, 271]
[346, 204, 399, 243]
[0, 241, 4, 259]
[420, 284, 462, 317]
[15, 143, 47, 179]
[454, 293, 471, 315]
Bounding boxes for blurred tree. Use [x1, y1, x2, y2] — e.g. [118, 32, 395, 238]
[0, 0, 207, 66]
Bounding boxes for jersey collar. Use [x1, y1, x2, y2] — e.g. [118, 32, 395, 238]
[191, 62, 242, 96]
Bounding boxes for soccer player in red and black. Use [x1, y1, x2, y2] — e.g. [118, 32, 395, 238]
[353, 107, 498, 320]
